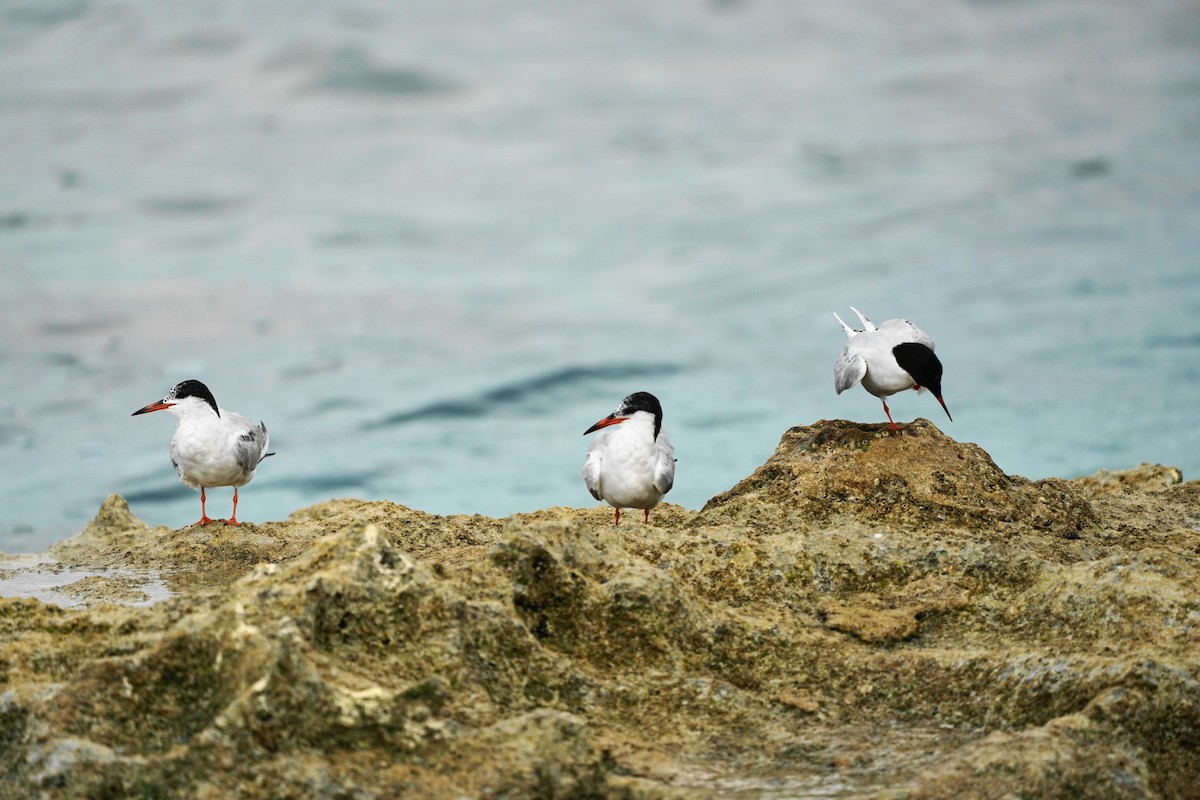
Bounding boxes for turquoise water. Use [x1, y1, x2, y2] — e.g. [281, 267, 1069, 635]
[2, 0, 1199, 552]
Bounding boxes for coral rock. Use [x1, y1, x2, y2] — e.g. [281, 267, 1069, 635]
[1, 421, 1198, 798]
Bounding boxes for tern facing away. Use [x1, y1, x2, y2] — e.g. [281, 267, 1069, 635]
[132, 380, 274, 526]
[833, 307, 952, 430]
[582, 391, 676, 526]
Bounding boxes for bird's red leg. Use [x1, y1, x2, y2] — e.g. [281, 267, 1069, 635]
[613, 508, 620, 526]
[196, 487, 216, 526]
[882, 399, 902, 431]
[225, 487, 241, 526]
[643, 509, 650, 524]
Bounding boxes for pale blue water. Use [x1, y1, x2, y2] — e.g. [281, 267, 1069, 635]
[2, 0, 1199, 553]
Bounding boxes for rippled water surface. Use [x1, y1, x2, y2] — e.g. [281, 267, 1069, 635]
[2, 0, 1198, 551]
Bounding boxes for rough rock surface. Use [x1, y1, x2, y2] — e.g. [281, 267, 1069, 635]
[1, 420, 1197, 799]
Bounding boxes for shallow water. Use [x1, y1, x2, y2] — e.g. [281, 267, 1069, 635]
[0, 556, 171, 608]
[2, 0, 1199, 552]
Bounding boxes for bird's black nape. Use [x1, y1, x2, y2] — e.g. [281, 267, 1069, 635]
[892, 343, 944, 399]
[167, 379, 220, 417]
[619, 391, 664, 440]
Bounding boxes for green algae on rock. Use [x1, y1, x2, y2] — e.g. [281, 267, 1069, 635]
[1, 420, 1198, 799]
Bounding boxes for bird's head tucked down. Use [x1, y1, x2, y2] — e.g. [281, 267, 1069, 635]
[892, 343, 952, 421]
[583, 391, 665, 441]
[132, 379, 220, 418]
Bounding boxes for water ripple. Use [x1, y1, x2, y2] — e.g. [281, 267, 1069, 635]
[363, 362, 685, 430]
[261, 473, 373, 493]
[317, 47, 459, 97]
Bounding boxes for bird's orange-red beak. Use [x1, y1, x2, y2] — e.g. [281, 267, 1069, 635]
[583, 415, 626, 435]
[132, 401, 173, 416]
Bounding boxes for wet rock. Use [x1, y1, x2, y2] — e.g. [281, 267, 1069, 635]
[0, 420, 1198, 798]
[57, 575, 149, 605]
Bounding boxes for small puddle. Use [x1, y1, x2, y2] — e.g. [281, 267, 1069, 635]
[0, 556, 173, 608]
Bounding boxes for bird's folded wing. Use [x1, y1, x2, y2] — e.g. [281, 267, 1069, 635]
[653, 435, 675, 495]
[581, 447, 603, 501]
[834, 352, 867, 394]
[256, 421, 272, 463]
[235, 422, 270, 472]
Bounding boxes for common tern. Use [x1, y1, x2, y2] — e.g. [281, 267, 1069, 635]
[582, 391, 675, 525]
[833, 307, 952, 430]
[132, 379, 273, 526]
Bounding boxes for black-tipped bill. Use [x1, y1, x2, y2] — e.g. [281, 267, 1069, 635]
[132, 401, 173, 416]
[934, 395, 953, 422]
[584, 415, 626, 435]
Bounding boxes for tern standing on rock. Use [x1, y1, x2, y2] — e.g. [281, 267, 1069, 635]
[132, 379, 274, 526]
[582, 391, 675, 526]
[833, 307, 952, 431]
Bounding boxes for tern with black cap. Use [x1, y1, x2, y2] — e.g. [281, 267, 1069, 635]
[582, 391, 675, 525]
[833, 307, 952, 430]
[132, 380, 274, 526]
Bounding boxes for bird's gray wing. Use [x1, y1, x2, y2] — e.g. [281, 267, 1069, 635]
[168, 438, 183, 478]
[235, 420, 270, 472]
[256, 421, 274, 463]
[653, 431, 675, 496]
[581, 441, 603, 501]
[834, 349, 867, 394]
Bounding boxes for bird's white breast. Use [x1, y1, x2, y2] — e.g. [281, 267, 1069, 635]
[585, 414, 672, 511]
[170, 410, 259, 489]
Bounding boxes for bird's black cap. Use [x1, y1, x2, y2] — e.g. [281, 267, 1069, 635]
[892, 343, 951, 421]
[167, 379, 220, 417]
[619, 391, 664, 440]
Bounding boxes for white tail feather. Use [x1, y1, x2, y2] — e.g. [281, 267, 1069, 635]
[850, 306, 876, 332]
[833, 312, 857, 338]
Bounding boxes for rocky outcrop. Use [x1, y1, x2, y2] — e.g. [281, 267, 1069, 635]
[1, 420, 1197, 799]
